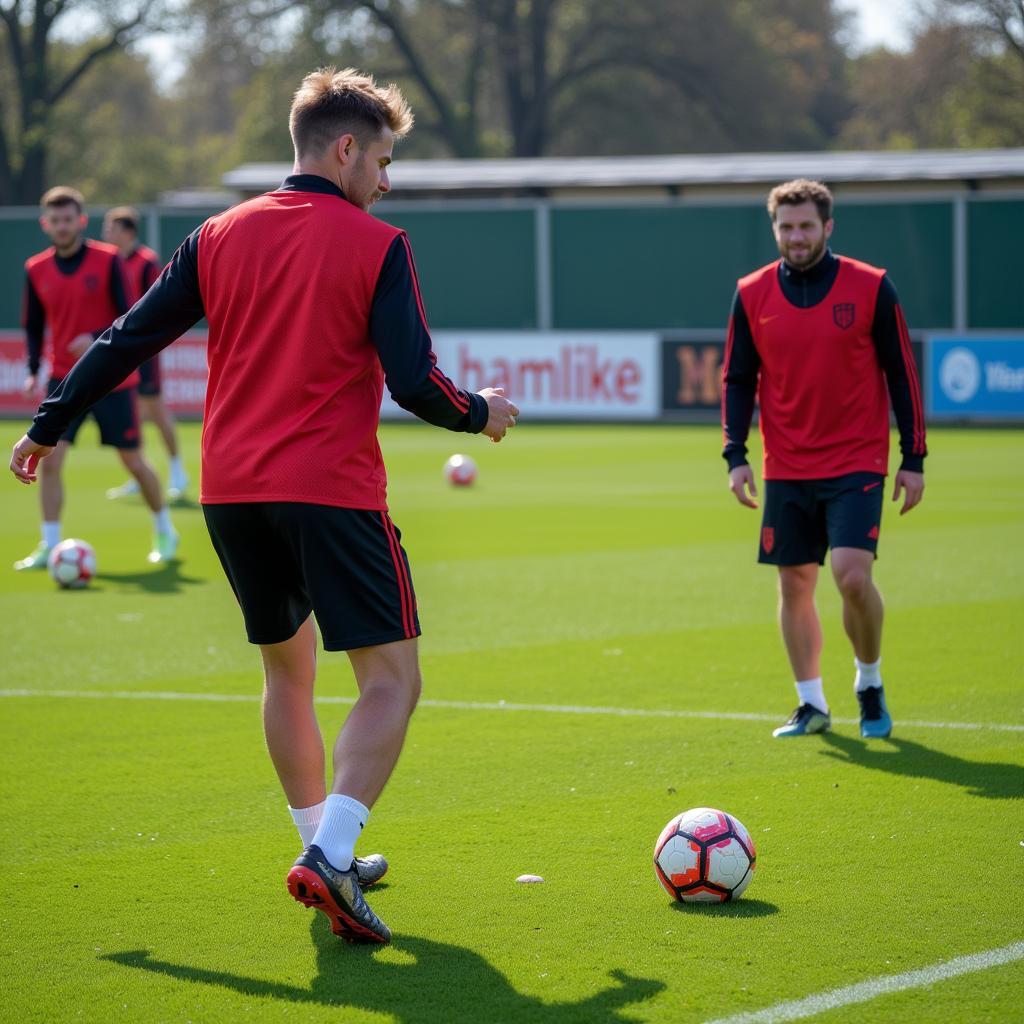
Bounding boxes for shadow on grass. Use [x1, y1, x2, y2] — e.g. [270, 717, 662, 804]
[102, 915, 664, 1022]
[95, 560, 204, 594]
[819, 732, 1024, 799]
[669, 898, 778, 918]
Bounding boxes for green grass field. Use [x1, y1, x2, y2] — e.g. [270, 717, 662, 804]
[1, 421, 1022, 1024]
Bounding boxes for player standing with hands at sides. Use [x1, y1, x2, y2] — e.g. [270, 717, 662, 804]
[14, 187, 178, 571]
[721, 179, 926, 740]
[102, 207, 190, 501]
[10, 68, 518, 945]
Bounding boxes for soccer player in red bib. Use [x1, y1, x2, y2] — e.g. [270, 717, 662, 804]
[103, 206, 189, 501]
[15, 187, 178, 571]
[10, 69, 518, 944]
[721, 179, 926, 740]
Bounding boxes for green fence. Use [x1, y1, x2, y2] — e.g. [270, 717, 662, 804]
[1, 193, 1021, 333]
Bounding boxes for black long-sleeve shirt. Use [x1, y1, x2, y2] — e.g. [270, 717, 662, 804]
[722, 250, 926, 475]
[29, 177, 487, 448]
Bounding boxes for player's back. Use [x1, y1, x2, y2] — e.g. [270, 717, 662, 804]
[195, 187, 402, 510]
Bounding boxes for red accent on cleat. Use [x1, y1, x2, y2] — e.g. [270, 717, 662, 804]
[286, 865, 388, 944]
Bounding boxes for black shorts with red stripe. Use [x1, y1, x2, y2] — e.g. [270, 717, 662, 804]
[202, 502, 420, 650]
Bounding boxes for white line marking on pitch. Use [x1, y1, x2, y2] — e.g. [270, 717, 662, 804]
[0, 689, 1022, 732]
[705, 940, 1024, 1024]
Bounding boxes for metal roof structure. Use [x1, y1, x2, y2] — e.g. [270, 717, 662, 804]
[223, 148, 1024, 196]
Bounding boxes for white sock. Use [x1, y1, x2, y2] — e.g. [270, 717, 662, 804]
[42, 521, 61, 549]
[795, 677, 828, 714]
[289, 799, 326, 849]
[310, 794, 369, 871]
[855, 657, 882, 691]
[169, 457, 187, 484]
[153, 507, 173, 533]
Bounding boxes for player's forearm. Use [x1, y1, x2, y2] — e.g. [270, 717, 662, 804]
[392, 383, 489, 433]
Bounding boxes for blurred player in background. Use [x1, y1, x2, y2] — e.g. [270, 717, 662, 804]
[14, 187, 177, 571]
[10, 69, 518, 945]
[721, 178, 926, 741]
[103, 206, 189, 501]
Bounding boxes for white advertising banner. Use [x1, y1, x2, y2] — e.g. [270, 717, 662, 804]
[382, 331, 661, 420]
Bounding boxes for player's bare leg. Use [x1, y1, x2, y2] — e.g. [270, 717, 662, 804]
[14, 441, 69, 570]
[285, 635, 415, 943]
[773, 563, 831, 736]
[778, 563, 822, 681]
[832, 546, 891, 738]
[260, 615, 324, 809]
[333, 638, 422, 806]
[118, 448, 178, 563]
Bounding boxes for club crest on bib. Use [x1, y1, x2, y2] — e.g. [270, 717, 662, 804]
[84, 274, 100, 293]
[761, 527, 775, 554]
[833, 302, 855, 329]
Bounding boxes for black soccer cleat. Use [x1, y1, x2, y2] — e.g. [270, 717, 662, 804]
[772, 703, 831, 738]
[287, 845, 392, 944]
[353, 853, 388, 889]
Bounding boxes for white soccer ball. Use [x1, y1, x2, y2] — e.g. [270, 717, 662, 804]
[654, 807, 756, 903]
[47, 538, 97, 589]
[444, 453, 477, 487]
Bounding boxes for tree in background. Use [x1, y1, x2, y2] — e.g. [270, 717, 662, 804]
[0, 0, 164, 204]
[840, 1, 1024, 149]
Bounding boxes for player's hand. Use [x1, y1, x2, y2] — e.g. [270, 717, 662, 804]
[728, 464, 759, 508]
[10, 434, 53, 485]
[68, 333, 93, 357]
[479, 387, 520, 443]
[892, 469, 924, 515]
[22, 373, 39, 399]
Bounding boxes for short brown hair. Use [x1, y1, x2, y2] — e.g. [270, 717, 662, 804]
[767, 179, 833, 223]
[289, 67, 413, 159]
[104, 205, 140, 232]
[41, 186, 85, 214]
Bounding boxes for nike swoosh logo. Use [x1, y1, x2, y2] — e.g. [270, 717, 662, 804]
[863, 482, 881, 492]
[759, 315, 779, 325]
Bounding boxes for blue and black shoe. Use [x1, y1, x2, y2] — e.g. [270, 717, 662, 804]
[772, 703, 831, 738]
[287, 845, 392, 944]
[857, 685, 893, 739]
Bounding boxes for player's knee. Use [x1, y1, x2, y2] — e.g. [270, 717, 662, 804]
[835, 564, 872, 603]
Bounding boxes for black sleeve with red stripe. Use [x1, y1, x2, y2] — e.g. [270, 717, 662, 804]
[369, 234, 488, 433]
[721, 289, 761, 471]
[22, 273, 45, 375]
[871, 276, 927, 473]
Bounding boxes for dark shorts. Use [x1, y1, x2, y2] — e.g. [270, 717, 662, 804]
[137, 356, 161, 396]
[759, 472, 885, 566]
[202, 502, 421, 651]
[48, 376, 140, 449]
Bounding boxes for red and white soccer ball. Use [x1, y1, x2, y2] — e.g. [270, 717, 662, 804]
[47, 538, 97, 589]
[444, 453, 477, 487]
[654, 807, 756, 903]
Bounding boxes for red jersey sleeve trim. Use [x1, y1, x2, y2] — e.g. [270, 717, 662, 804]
[895, 303, 927, 455]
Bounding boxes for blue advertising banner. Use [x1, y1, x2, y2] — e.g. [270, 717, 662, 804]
[929, 338, 1024, 418]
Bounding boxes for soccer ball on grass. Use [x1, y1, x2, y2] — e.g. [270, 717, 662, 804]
[444, 453, 477, 486]
[47, 538, 97, 589]
[654, 807, 756, 903]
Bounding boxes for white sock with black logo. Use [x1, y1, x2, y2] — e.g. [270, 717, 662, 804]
[289, 799, 326, 849]
[795, 677, 828, 714]
[310, 794, 369, 871]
